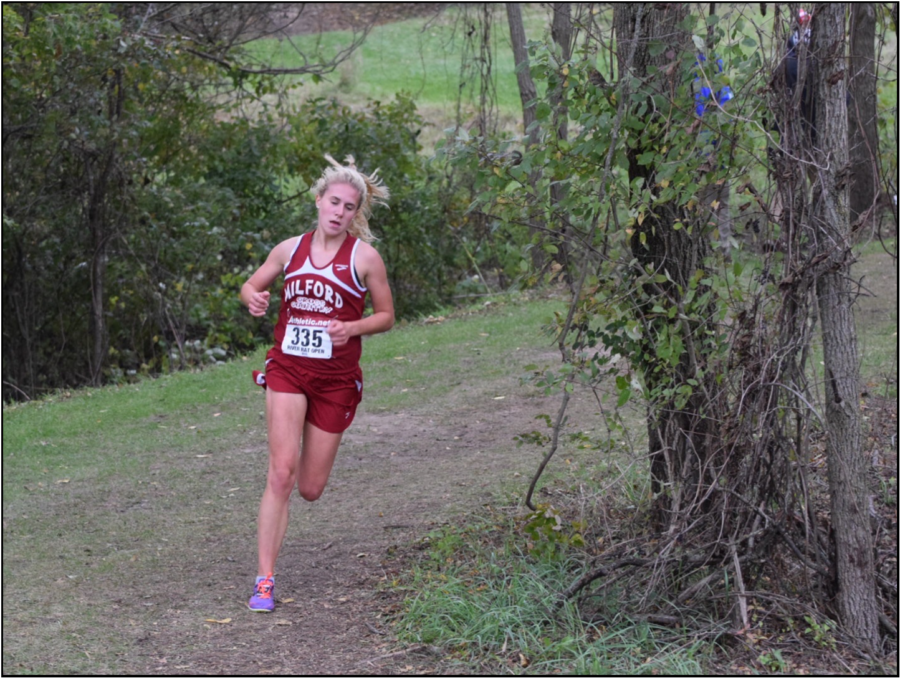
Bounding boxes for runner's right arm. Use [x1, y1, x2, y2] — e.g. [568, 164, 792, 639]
[240, 237, 298, 317]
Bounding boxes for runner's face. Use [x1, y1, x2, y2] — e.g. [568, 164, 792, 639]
[316, 183, 360, 237]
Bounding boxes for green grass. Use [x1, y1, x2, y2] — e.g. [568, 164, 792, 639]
[5, 5, 897, 671]
[805, 238, 898, 398]
[391, 517, 707, 675]
[2, 360, 269, 673]
[1, 292, 565, 675]
[244, 4, 562, 149]
[246, 4, 899, 117]
[3, 252, 895, 673]
[247, 5, 554, 114]
[1, 361, 259, 504]
[2, 293, 562, 480]
[362, 295, 561, 410]
[854, 239, 897, 396]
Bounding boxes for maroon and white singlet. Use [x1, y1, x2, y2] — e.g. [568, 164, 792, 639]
[255, 232, 368, 433]
[272, 232, 368, 374]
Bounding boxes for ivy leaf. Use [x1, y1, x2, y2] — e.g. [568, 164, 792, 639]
[637, 151, 656, 166]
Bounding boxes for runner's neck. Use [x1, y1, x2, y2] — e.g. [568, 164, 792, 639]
[310, 229, 349, 268]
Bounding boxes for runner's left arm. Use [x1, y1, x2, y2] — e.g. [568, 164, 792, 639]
[327, 243, 394, 346]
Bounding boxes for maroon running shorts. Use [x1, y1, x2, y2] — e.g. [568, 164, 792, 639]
[254, 349, 363, 434]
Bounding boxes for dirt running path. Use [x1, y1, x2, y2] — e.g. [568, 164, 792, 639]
[130, 350, 593, 675]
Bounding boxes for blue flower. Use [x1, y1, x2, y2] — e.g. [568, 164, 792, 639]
[694, 54, 733, 117]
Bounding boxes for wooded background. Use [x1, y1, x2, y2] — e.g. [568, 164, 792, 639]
[3, 1, 897, 658]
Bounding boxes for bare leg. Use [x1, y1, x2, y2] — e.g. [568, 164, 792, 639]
[256, 389, 307, 577]
[297, 422, 344, 502]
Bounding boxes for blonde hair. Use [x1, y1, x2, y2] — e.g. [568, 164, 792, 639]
[312, 154, 389, 243]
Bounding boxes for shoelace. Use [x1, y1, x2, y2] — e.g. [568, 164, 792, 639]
[255, 575, 274, 599]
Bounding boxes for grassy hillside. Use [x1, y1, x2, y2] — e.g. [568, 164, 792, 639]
[3, 236, 896, 674]
[2, 293, 573, 675]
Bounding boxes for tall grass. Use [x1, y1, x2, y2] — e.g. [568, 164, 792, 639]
[391, 517, 708, 675]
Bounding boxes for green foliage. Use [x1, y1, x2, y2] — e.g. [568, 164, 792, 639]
[1, 4, 473, 399]
[882, 475, 897, 506]
[1, 3, 282, 395]
[442, 9, 769, 450]
[801, 615, 837, 651]
[286, 95, 467, 318]
[758, 649, 789, 673]
[522, 503, 585, 557]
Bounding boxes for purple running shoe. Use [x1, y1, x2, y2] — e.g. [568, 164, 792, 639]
[248, 573, 275, 612]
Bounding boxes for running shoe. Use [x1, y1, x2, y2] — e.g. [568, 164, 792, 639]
[248, 573, 275, 612]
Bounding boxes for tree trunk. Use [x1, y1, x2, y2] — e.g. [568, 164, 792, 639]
[809, 2, 879, 651]
[506, 3, 540, 148]
[505, 2, 547, 273]
[87, 151, 113, 387]
[87, 68, 125, 387]
[613, 3, 720, 526]
[847, 3, 878, 227]
[549, 2, 575, 288]
[550, 3, 574, 142]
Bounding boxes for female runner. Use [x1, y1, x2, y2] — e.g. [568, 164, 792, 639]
[240, 155, 393, 612]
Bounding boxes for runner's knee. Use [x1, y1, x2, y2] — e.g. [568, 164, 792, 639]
[297, 480, 325, 502]
[267, 462, 297, 497]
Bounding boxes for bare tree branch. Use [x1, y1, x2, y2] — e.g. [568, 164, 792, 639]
[133, 3, 375, 77]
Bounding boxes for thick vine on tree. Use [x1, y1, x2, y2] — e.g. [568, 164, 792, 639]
[612, 3, 723, 527]
[440, 2, 894, 645]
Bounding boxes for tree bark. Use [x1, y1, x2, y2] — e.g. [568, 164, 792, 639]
[847, 3, 878, 227]
[809, 2, 879, 651]
[550, 2, 574, 143]
[613, 2, 720, 526]
[87, 67, 125, 387]
[506, 3, 540, 148]
[87, 149, 114, 388]
[549, 2, 575, 288]
[505, 2, 547, 273]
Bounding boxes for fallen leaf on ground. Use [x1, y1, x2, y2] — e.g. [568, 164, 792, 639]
[279, 598, 295, 604]
[205, 618, 232, 624]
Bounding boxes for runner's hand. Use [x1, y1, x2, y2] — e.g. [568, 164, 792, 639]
[248, 291, 270, 317]
[327, 319, 350, 346]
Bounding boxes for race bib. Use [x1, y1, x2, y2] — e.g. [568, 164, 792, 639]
[281, 323, 333, 359]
